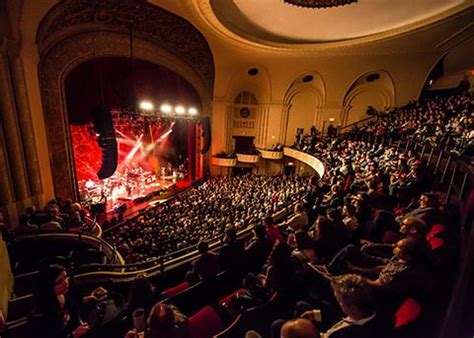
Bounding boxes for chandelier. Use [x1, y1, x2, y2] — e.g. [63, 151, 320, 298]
[282, 0, 358, 9]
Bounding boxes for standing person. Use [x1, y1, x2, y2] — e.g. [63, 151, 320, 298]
[303, 176, 322, 225]
[280, 204, 309, 233]
[190, 241, 218, 281]
[218, 227, 245, 278]
[245, 225, 275, 274]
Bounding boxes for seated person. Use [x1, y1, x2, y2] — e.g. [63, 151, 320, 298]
[324, 274, 384, 338]
[264, 215, 282, 242]
[15, 214, 39, 235]
[125, 303, 188, 338]
[272, 274, 383, 338]
[351, 238, 435, 298]
[397, 192, 442, 228]
[281, 318, 320, 338]
[29, 264, 108, 338]
[279, 204, 309, 233]
[291, 231, 318, 264]
[39, 213, 63, 232]
[323, 216, 431, 276]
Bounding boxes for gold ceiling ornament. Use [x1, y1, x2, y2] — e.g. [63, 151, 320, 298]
[282, 0, 358, 9]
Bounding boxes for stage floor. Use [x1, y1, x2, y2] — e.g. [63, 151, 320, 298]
[101, 179, 191, 221]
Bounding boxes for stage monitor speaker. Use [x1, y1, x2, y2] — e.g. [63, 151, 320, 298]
[199, 117, 211, 154]
[92, 105, 118, 179]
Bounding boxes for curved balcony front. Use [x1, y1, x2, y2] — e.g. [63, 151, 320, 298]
[259, 149, 283, 160]
[211, 157, 237, 167]
[283, 147, 326, 178]
[236, 154, 260, 163]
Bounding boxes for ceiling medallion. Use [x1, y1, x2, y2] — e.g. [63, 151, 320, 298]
[282, 0, 358, 9]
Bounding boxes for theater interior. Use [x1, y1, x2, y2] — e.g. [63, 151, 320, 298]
[0, 1, 473, 337]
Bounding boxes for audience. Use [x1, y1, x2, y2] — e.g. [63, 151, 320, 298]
[12, 90, 470, 338]
[103, 174, 308, 263]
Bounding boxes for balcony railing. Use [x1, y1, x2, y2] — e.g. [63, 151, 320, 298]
[236, 153, 260, 163]
[211, 157, 237, 167]
[283, 147, 326, 178]
[259, 149, 283, 160]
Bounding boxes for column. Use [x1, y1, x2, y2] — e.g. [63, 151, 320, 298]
[8, 46, 43, 198]
[0, 39, 29, 202]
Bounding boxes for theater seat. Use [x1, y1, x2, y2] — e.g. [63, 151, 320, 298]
[425, 224, 445, 241]
[395, 298, 421, 329]
[188, 306, 225, 338]
[429, 237, 445, 250]
[163, 281, 191, 298]
[218, 288, 246, 319]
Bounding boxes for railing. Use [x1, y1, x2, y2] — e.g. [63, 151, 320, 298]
[337, 115, 378, 134]
[236, 153, 260, 163]
[70, 201, 297, 284]
[13, 232, 124, 265]
[283, 147, 326, 178]
[86, 215, 101, 237]
[259, 149, 283, 160]
[211, 157, 237, 167]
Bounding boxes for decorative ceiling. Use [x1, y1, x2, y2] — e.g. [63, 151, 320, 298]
[210, 0, 467, 43]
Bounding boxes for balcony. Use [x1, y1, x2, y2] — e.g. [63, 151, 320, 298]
[259, 149, 283, 160]
[211, 157, 237, 167]
[236, 153, 260, 164]
[283, 147, 326, 178]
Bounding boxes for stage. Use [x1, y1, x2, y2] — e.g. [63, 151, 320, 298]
[96, 179, 192, 221]
[71, 109, 200, 216]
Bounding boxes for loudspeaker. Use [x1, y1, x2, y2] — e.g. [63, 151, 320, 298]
[90, 202, 106, 214]
[92, 105, 118, 179]
[199, 117, 211, 154]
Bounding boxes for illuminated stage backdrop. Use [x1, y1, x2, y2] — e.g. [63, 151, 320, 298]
[70, 113, 195, 208]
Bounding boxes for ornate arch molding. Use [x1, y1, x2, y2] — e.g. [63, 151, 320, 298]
[36, 0, 215, 200]
[36, 0, 214, 90]
[281, 72, 326, 143]
[341, 70, 395, 126]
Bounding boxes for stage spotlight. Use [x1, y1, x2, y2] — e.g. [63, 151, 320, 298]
[160, 104, 172, 114]
[188, 107, 198, 115]
[175, 105, 185, 114]
[140, 101, 154, 111]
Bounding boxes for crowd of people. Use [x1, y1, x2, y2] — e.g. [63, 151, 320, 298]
[294, 91, 473, 157]
[10, 90, 470, 338]
[103, 174, 309, 263]
[13, 198, 90, 236]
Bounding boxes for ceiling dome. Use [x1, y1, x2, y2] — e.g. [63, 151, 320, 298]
[210, 0, 466, 43]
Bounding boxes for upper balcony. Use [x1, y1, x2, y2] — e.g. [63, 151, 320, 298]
[211, 157, 237, 167]
[283, 147, 326, 178]
[236, 153, 260, 164]
[259, 149, 283, 160]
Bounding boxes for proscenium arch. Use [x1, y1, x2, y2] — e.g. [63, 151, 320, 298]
[341, 70, 395, 126]
[282, 71, 326, 145]
[37, 1, 214, 200]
